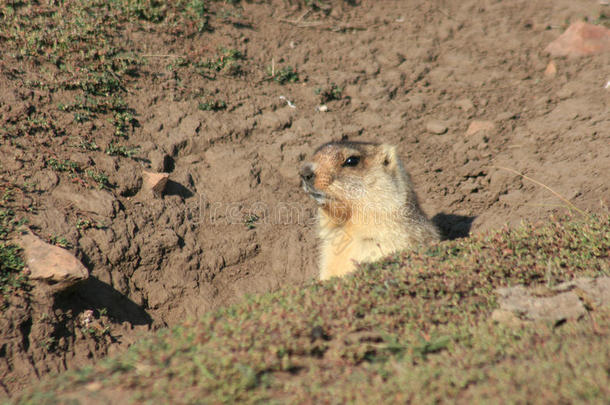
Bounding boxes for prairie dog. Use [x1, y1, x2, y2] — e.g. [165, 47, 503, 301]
[300, 141, 439, 280]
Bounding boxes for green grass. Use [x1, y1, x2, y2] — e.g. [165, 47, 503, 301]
[315, 82, 343, 102]
[0, 206, 28, 306]
[0, 0, 246, 310]
[45, 158, 112, 189]
[14, 214, 610, 403]
[0, 0, 222, 148]
[198, 98, 228, 111]
[197, 47, 245, 77]
[269, 65, 300, 84]
[105, 141, 140, 158]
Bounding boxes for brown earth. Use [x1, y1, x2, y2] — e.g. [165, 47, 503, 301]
[1, 0, 609, 398]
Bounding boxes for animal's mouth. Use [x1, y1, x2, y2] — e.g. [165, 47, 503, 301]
[302, 181, 328, 205]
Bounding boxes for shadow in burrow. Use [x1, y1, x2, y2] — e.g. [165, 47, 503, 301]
[53, 276, 153, 333]
[432, 213, 476, 241]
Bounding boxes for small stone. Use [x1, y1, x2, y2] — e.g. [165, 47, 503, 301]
[426, 120, 448, 135]
[142, 171, 169, 198]
[493, 280, 604, 322]
[19, 230, 88, 286]
[543, 60, 557, 77]
[466, 120, 495, 136]
[545, 21, 610, 57]
[316, 105, 329, 112]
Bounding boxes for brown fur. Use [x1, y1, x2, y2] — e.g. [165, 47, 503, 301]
[300, 141, 440, 280]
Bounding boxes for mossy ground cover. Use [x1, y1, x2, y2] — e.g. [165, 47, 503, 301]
[15, 214, 610, 403]
[0, 184, 29, 307]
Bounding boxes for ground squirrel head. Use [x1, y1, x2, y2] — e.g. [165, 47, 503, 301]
[300, 141, 411, 224]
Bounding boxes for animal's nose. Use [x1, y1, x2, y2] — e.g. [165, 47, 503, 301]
[300, 163, 315, 182]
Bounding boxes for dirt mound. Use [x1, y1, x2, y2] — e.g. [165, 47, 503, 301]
[1, 0, 608, 397]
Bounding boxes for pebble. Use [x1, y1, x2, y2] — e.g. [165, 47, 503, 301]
[466, 120, 495, 136]
[543, 60, 557, 77]
[426, 120, 448, 135]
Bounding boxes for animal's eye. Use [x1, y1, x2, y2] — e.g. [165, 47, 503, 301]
[342, 156, 360, 167]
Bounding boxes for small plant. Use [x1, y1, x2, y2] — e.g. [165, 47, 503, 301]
[1, 189, 13, 204]
[244, 214, 260, 229]
[46, 158, 79, 173]
[76, 138, 100, 151]
[187, 0, 211, 31]
[39, 337, 57, 352]
[198, 99, 227, 111]
[76, 217, 106, 231]
[105, 142, 139, 158]
[76, 218, 92, 230]
[49, 236, 72, 249]
[0, 235, 27, 301]
[594, 11, 610, 28]
[269, 65, 299, 84]
[112, 111, 136, 138]
[199, 47, 244, 76]
[0, 244, 25, 283]
[85, 169, 111, 189]
[315, 83, 343, 102]
[73, 112, 92, 123]
[189, 0, 208, 18]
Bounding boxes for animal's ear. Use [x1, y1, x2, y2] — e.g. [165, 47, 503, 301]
[380, 144, 399, 171]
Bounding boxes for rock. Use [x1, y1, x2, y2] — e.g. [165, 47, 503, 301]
[543, 60, 557, 77]
[52, 184, 117, 218]
[142, 171, 169, 198]
[545, 21, 610, 57]
[496, 285, 585, 322]
[426, 120, 448, 135]
[19, 230, 88, 286]
[466, 120, 495, 136]
[494, 277, 610, 323]
[555, 277, 610, 307]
